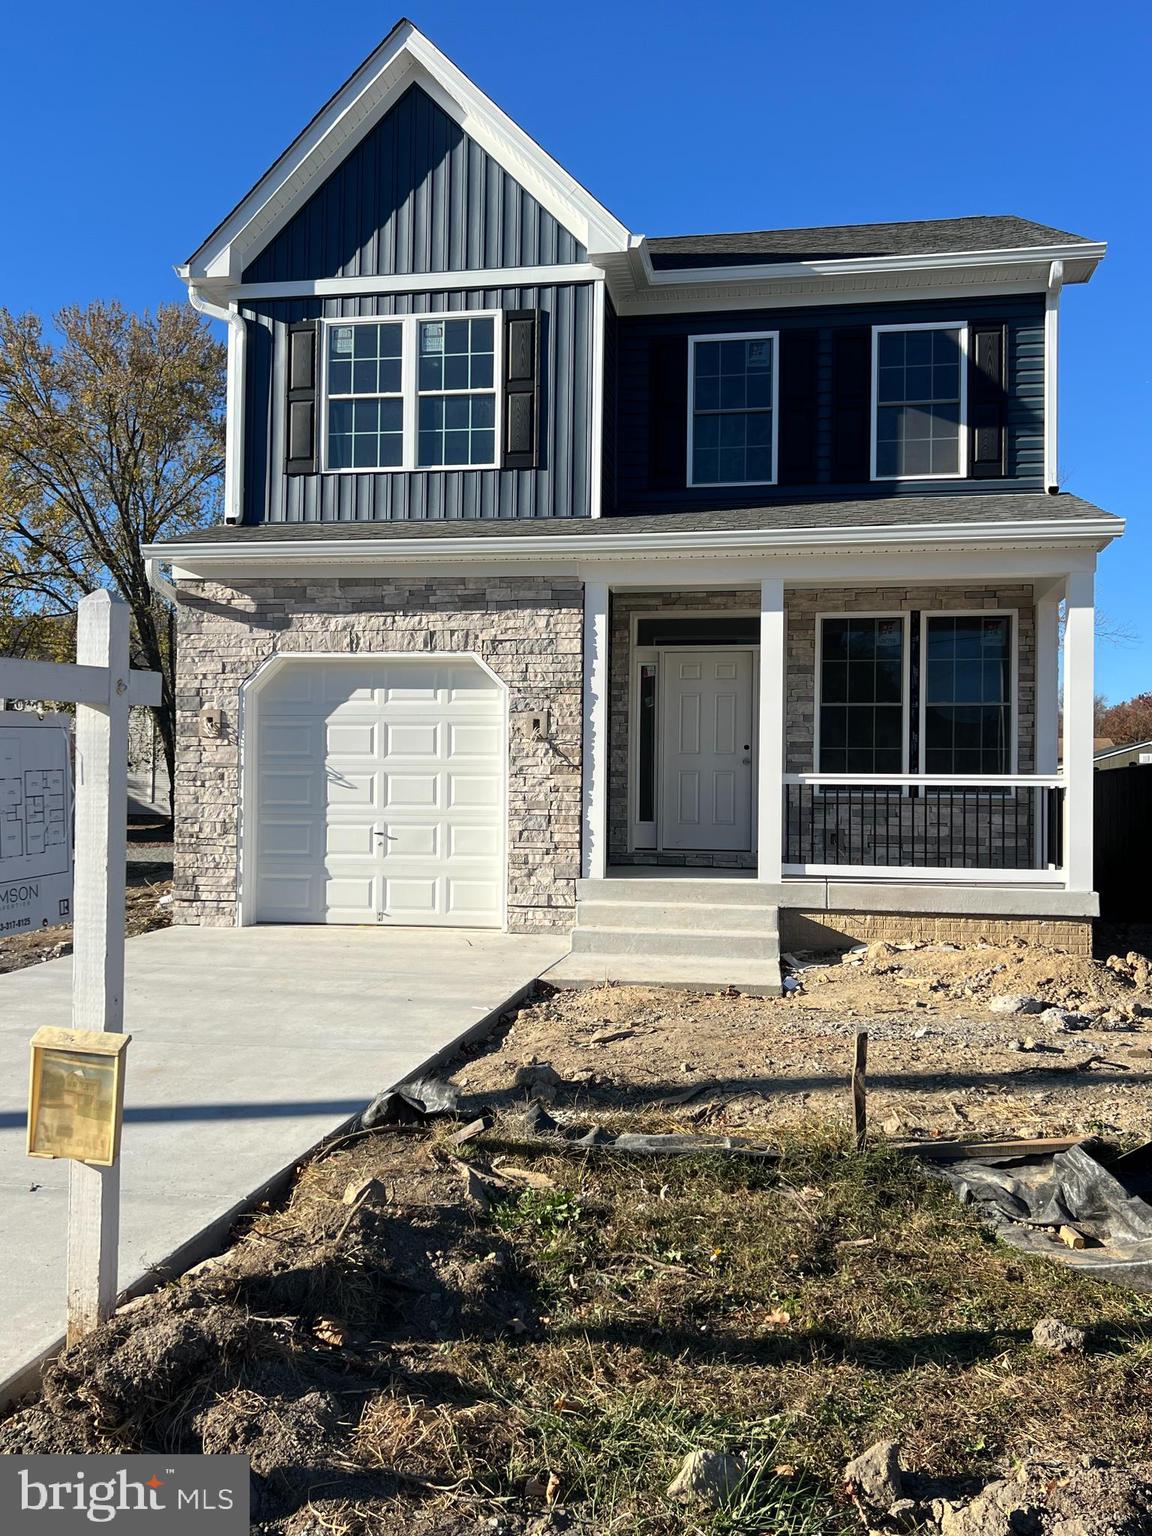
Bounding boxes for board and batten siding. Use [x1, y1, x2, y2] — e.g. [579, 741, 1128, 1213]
[607, 295, 1045, 515]
[242, 285, 593, 523]
[243, 84, 586, 283]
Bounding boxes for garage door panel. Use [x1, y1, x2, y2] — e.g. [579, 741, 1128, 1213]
[385, 722, 440, 757]
[383, 878, 440, 917]
[255, 659, 503, 928]
[326, 722, 377, 756]
[381, 823, 440, 859]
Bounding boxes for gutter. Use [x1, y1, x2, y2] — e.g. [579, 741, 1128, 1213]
[144, 558, 178, 604]
[186, 286, 246, 524]
[144, 516, 1126, 567]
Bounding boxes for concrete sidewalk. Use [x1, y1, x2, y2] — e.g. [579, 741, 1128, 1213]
[0, 924, 566, 1402]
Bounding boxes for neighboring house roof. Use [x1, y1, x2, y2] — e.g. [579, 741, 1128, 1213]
[1095, 739, 1152, 763]
[152, 492, 1122, 549]
[647, 216, 1098, 269]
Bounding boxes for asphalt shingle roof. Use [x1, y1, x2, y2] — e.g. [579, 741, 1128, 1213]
[154, 493, 1118, 547]
[646, 215, 1097, 269]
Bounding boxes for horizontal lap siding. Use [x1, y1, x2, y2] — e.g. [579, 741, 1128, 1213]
[243, 285, 593, 522]
[614, 296, 1046, 513]
[243, 84, 585, 282]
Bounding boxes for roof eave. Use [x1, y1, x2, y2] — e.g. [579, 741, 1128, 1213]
[144, 515, 1125, 568]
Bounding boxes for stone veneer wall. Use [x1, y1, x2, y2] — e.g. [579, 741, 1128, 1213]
[608, 584, 1038, 867]
[173, 575, 583, 932]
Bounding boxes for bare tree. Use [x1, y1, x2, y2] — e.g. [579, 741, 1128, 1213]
[0, 301, 225, 806]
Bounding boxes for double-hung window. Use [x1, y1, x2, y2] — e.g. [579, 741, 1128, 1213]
[323, 313, 499, 472]
[817, 616, 907, 775]
[688, 332, 778, 486]
[872, 323, 967, 480]
[922, 614, 1013, 775]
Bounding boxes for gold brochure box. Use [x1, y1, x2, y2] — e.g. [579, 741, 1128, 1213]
[27, 1026, 131, 1167]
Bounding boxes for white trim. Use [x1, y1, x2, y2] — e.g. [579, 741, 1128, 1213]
[1094, 737, 1152, 763]
[871, 320, 969, 482]
[582, 581, 610, 880]
[318, 310, 503, 474]
[590, 280, 605, 517]
[184, 23, 630, 283]
[1044, 260, 1063, 491]
[1034, 591, 1060, 775]
[785, 773, 1061, 787]
[758, 577, 785, 882]
[150, 522, 1124, 581]
[917, 609, 1018, 777]
[686, 330, 779, 488]
[236, 650, 510, 930]
[1062, 568, 1095, 891]
[812, 612, 911, 775]
[783, 862, 1067, 885]
[187, 291, 246, 522]
[233, 264, 602, 301]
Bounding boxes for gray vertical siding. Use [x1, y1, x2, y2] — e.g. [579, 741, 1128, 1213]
[243, 84, 586, 283]
[243, 285, 594, 522]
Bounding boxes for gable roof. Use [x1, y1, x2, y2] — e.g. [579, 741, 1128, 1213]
[647, 215, 1099, 269]
[182, 19, 631, 284]
[1094, 739, 1152, 762]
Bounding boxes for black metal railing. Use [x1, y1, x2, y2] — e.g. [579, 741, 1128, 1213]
[783, 777, 1064, 872]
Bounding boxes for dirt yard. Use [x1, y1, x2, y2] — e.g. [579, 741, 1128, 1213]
[0, 872, 171, 976]
[4, 936, 1152, 1535]
[457, 940, 1152, 1142]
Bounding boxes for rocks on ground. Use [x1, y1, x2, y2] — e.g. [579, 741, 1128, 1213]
[1032, 1316, 1088, 1355]
[665, 1448, 745, 1507]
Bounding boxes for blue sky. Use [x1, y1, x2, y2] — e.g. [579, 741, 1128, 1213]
[2, 0, 1147, 701]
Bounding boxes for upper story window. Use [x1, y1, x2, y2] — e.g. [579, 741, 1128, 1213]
[323, 313, 500, 473]
[688, 332, 778, 487]
[872, 323, 968, 480]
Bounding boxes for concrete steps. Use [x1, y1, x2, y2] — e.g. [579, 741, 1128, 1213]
[546, 877, 782, 997]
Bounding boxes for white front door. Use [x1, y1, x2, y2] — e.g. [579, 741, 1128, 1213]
[660, 650, 754, 851]
[251, 658, 504, 927]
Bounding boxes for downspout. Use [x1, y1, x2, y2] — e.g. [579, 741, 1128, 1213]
[187, 286, 246, 524]
[1044, 259, 1063, 494]
[144, 557, 178, 605]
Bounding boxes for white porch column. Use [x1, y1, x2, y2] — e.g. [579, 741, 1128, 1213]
[1062, 567, 1095, 891]
[757, 575, 785, 883]
[581, 579, 610, 880]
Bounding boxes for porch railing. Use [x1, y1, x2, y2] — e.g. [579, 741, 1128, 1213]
[782, 775, 1065, 882]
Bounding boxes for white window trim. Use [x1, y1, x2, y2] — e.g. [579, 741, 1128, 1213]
[319, 310, 503, 474]
[686, 329, 780, 489]
[870, 320, 969, 483]
[812, 611, 912, 775]
[918, 608, 1019, 777]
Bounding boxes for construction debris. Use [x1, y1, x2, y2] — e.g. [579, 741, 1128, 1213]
[361, 1072, 460, 1127]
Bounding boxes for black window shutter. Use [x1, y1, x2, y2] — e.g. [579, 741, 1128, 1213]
[830, 326, 872, 483]
[503, 308, 540, 469]
[285, 320, 319, 475]
[777, 328, 819, 485]
[968, 323, 1007, 479]
[649, 335, 688, 490]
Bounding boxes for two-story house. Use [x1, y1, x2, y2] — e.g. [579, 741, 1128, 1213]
[145, 20, 1124, 992]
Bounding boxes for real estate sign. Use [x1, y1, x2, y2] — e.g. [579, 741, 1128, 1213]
[0, 711, 73, 936]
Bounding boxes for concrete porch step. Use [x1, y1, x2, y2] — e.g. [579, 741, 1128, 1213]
[542, 952, 782, 998]
[577, 876, 775, 906]
[570, 925, 779, 961]
[577, 899, 776, 933]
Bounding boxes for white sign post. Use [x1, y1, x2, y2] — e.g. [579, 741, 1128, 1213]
[0, 590, 161, 1342]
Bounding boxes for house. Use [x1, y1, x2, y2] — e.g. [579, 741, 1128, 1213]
[144, 20, 1123, 989]
[1095, 740, 1152, 771]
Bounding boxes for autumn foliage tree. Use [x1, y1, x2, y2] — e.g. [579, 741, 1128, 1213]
[0, 301, 225, 805]
[1097, 693, 1152, 747]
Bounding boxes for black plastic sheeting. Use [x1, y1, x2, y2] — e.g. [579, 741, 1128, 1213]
[937, 1139, 1152, 1290]
[362, 1073, 461, 1128]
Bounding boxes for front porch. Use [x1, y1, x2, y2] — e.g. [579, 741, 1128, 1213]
[579, 561, 1096, 915]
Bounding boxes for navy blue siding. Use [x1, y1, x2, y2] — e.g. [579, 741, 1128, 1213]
[244, 85, 586, 283]
[610, 296, 1045, 514]
[242, 285, 593, 523]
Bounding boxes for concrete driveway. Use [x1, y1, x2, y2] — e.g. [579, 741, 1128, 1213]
[0, 924, 566, 1402]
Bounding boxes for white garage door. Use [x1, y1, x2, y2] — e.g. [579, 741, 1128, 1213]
[251, 659, 504, 927]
